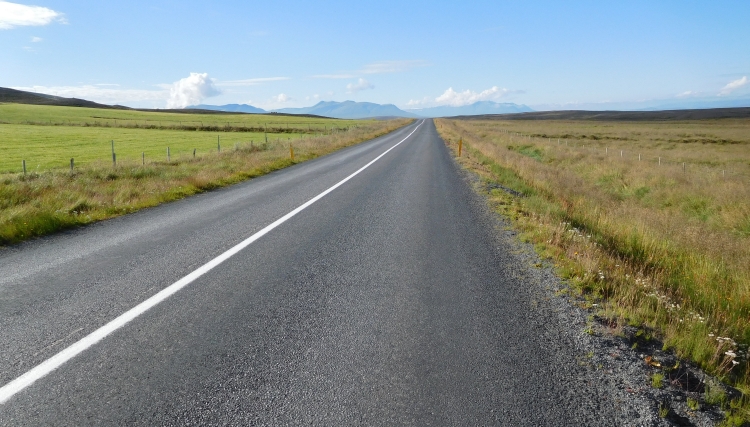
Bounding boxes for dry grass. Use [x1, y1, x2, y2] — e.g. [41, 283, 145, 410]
[436, 117, 750, 422]
[0, 118, 411, 245]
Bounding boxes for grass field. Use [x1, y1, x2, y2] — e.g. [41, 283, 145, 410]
[436, 117, 750, 424]
[0, 103, 349, 129]
[0, 104, 368, 173]
[0, 103, 410, 245]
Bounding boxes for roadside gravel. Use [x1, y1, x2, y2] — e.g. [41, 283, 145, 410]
[458, 157, 730, 427]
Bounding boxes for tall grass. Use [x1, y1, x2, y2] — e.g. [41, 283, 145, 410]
[436, 117, 750, 422]
[0, 118, 411, 245]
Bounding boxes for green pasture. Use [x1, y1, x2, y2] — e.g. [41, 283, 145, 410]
[0, 124, 310, 173]
[0, 103, 357, 130]
[0, 103, 366, 173]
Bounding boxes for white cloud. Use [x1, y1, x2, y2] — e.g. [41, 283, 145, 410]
[360, 60, 429, 74]
[718, 76, 748, 96]
[405, 97, 431, 107]
[0, 1, 65, 29]
[11, 85, 167, 104]
[676, 90, 698, 98]
[254, 93, 294, 110]
[30, 36, 42, 42]
[434, 86, 519, 107]
[216, 77, 290, 87]
[166, 72, 221, 108]
[346, 78, 374, 93]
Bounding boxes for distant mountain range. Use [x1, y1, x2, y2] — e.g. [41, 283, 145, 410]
[405, 101, 534, 117]
[192, 103, 267, 114]
[190, 100, 534, 119]
[274, 101, 420, 119]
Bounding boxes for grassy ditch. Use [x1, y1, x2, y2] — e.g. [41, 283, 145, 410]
[0, 104, 410, 245]
[436, 117, 750, 424]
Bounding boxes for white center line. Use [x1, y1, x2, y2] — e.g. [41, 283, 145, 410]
[0, 120, 424, 404]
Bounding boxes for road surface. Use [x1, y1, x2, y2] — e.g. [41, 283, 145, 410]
[0, 119, 618, 425]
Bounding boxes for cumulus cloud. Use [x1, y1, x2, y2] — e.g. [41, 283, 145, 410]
[718, 76, 748, 96]
[166, 72, 220, 108]
[30, 36, 42, 42]
[406, 97, 431, 107]
[253, 93, 293, 110]
[346, 78, 374, 93]
[0, 1, 65, 29]
[12, 85, 167, 104]
[434, 86, 518, 107]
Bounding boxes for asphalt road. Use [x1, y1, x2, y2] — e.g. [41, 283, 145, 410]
[0, 119, 619, 425]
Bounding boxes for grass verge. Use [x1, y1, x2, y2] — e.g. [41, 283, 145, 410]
[0, 118, 411, 246]
[436, 117, 750, 425]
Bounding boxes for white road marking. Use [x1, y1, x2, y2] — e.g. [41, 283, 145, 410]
[0, 120, 424, 404]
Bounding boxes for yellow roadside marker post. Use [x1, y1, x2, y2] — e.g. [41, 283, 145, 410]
[458, 138, 463, 157]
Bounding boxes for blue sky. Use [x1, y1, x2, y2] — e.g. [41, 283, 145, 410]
[1, 0, 749, 110]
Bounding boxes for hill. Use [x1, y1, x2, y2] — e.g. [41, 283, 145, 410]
[0, 87, 128, 110]
[452, 107, 750, 121]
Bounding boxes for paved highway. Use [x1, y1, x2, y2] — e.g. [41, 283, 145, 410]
[0, 119, 619, 425]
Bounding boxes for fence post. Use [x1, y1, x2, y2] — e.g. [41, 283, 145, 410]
[111, 140, 116, 166]
[22, 160, 26, 175]
[659, 157, 661, 165]
[70, 158, 74, 172]
[167, 147, 170, 162]
[217, 135, 221, 153]
[193, 148, 196, 158]
[142, 152, 145, 165]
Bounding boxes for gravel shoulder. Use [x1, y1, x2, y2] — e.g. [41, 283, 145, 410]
[450, 140, 731, 427]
